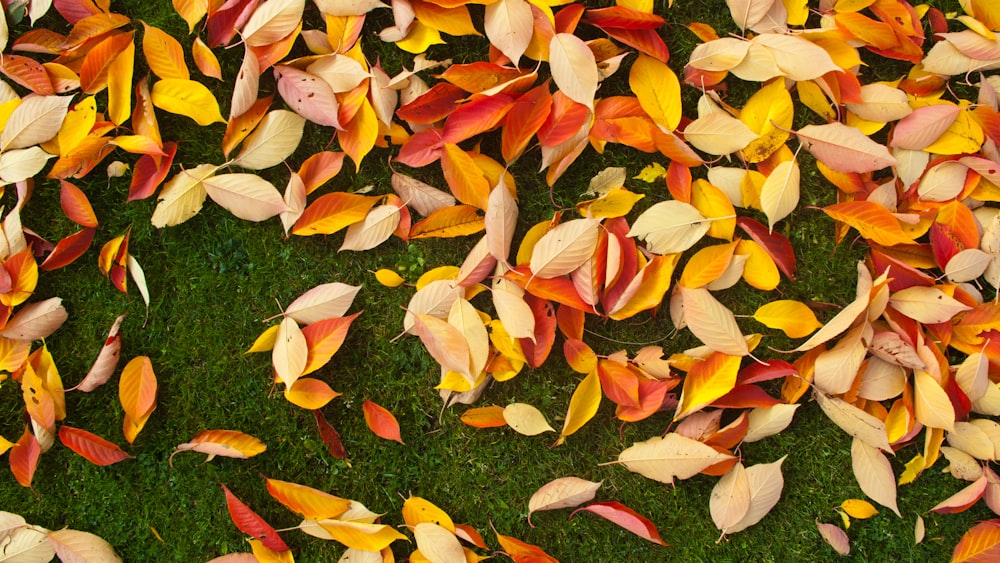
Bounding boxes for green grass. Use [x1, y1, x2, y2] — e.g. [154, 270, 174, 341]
[0, 0, 989, 561]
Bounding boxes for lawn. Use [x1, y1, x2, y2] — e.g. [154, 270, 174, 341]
[1, 0, 997, 561]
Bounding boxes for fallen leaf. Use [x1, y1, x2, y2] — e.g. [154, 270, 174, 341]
[503, 403, 555, 436]
[528, 477, 602, 525]
[362, 400, 404, 444]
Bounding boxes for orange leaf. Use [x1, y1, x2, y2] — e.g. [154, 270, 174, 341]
[9, 426, 40, 488]
[302, 312, 360, 375]
[0, 54, 55, 95]
[222, 96, 272, 159]
[119, 355, 157, 444]
[298, 151, 345, 195]
[60, 180, 98, 227]
[283, 378, 340, 410]
[291, 192, 379, 236]
[460, 406, 508, 429]
[265, 478, 351, 520]
[442, 94, 516, 145]
[142, 23, 189, 81]
[502, 83, 552, 163]
[169, 429, 267, 465]
[363, 399, 404, 444]
[441, 144, 491, 210]
[952, 520, 1000, 563]
[80, 31, 135, 94]
[222, 484, 290, 553]
[58, 425, 133, 466]
[192, 36, 222, 80]
[409, 205, 485, 239]
[494, 530, 559, 563]
[63, 13, 132, 49]
[823, 201, 915, 247]
[676, 351, 741, 420]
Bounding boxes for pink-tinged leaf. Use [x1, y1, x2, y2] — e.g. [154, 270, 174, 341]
[284, 283, 361, 325]
[47, 528, 122, 562]
[0, 297, 69, 341]
[0, 54, 54, 95]
[396, 127, 444, 167]
[169, 430, 267, 465]
[221, 484, 290, 553]
[816, 521, 850, 556]
[570, 502, 667, 545]
[314, 409, 348, 459]
[203, 174, 288, 222]
[549, 33, 598, 110]
[274, 65, 341, 128]
[70, 313, 125, 392]
[58, 425, 133, 466]
[241, 0, 304, 47]
[391, 172, 455, 217]
[953, 520, 1000, 562]
[397, 82, 466, 124]
[725, 456, 786, 534]
[206, 0, 257, 47]
[411, 313, 471, 378]
[528, 477, 602, 525]
[362, 400, 403, 444]
[484, 0, 534, 66]
[796, 122, 897, 174]
[603, 27, 670, 64]
[736, 216, 797, 280]
[932, 475, 988, 514]
[890, 104, 961, 150]
[583, 6, 664, 29]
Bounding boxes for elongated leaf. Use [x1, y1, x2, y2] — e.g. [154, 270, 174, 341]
[712, 462, 751, 533]
[530, 218, 600, 279]
[528, 477, 602, 525]
[0, 94, 70, 150]
[151, 78, 225, 125]
[58, 426, 132, 466]
[549, 33, 598, 110]
[274, 65, 340, 128]
[266, 478, 350, 520]
[169, 430, 267, 465]
[630, 53, 680, 131]
[797, 122, 896, 173]
[232, 110, 306, 170]
[221, 484, 290, 553]
[725, 456, 786, 534]
[203, 174, 288, 222]
[118, 356, 156, 444]
[759, 159, 799, 230]
[142, 23, 189, 80]
[618, 433, 734, 484]
[681, 287, 748, 356]
[851, 437, 901, 517]
[484, 0, 533, 66]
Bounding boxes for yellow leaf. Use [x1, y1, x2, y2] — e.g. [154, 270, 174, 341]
[57, 96, 97, 157]
[318, 520, 407, 551]
[675, 351, 740, 419]
[690, 179, 736, 241]
[840, 499, 879, 519]
[680, 242, 737, 288]
[142, 23, 189, 81]
[375, 269, 405, 287]
[577, 188, 644, 219]
[753, 300, 821, 338]
[898, 452, 925, 485]
[630, 53, 681, 131]
[283, 377, 340, 410]
[396, 20, 445, 54]
[192, 36, 222, 80]
[608, 254, 680, 320]
[173, 0, 208, 33]
[736, 239, 779, 291]
[557, 369, 601, 444]
[151, 78, 226, 126]
[169, 429, 266, 465]
[107, 40, 134, 126]
[119, 356, 157, 444]
[634, 162, 667, 182]
[341, 97, 378, 171]
[246, 324, 279, 353]
[403, 497, 456, 532]
[409, 205, 485, 239]
[516, 219, 555, 266]
[923, 106, 983, 155]
[740, 79, 794, 163]
[503, 403, 555, 436]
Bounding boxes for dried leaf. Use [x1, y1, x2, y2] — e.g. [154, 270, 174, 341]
[528, 477, 602, 524]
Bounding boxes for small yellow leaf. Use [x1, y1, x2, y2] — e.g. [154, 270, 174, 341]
[634, 162, 667, 182]
[375, 269, 405, 287]
[740, 79, 794, 163]
[753, 300, 822, 339]
[840, 499, 878, 519]
[630, 54, 681, 131]
[557, 369, 602, 444]
[503, 403, 555, 436]
[151, 78, 226, 126]
[577, 188, 645, 219]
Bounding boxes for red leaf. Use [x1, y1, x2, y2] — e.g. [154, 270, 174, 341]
[0, 54, 55, 95]
[603, 27, 669, 63]
[442, 94, 516, 144]
[583, 6, 664, 29]
[519, 294, 556, 369]
[396, 127, 444, 168]
[313, 410, 348, 459]
[362, 400, 404, 444]
[128, 142, 177, 201]
[40, 227, 97, 271]
[710, 385, 781, 409]
[614, 378, 675, 423]
[53, 0, 108, 24]
[60, 180, 99, 227]
[736, 217, 797, 280]
[570, 501, 668, 545]
[58, 425, 133, 466]
[397, 82, 466, 125]
[206, 0, 257, 47]
[502, 83, 553, 163]
[666, 161, 691, 203]
[221, 484, 290, 553]
[737, 360, 797, 385]
[9, 427, 40, 488]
